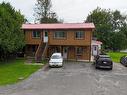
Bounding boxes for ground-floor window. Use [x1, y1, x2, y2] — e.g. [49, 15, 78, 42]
[76, 47, 83, 55]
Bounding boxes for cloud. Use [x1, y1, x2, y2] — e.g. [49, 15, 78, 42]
[0, 0, 127, 23]
[52, 0, 127, 22]
[0, 0, 36, 22]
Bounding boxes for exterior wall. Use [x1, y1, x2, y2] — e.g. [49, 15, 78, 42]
[83, 46, 91, 60]
[68, 46, 75, 60]
[24, 29, 92, 46]
[24, 30, 43, 45]
[24, 29, 93, 61]
[47, 46, 91, 61]
[48, 30, 92, 46]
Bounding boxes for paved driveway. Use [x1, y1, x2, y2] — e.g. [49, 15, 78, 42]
[0, 61, 127, 95]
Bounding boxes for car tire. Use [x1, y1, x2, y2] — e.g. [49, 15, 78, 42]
[109, 66, 113, 70]
[95, 66, 98, 69]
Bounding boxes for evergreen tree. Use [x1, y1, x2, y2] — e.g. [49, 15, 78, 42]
[0, 2, 25, 60]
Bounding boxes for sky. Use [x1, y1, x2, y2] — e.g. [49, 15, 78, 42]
[0, 0, 127, 23]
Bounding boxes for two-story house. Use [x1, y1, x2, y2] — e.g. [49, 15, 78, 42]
[22, 23, 95, 62]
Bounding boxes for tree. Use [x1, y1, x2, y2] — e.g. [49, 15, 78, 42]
[34, 0, 61, 23]
[110, 32, 127, 51]
[85, 7, 127, 51]
[0, 2, 25, 60]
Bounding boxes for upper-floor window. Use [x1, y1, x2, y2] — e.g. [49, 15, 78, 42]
[32, 31, 41, 38]
[75, 31, 84, 39]
[54, 31, 66, 39]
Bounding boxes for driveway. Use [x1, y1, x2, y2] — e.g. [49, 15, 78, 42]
[0, 61, 127, 95]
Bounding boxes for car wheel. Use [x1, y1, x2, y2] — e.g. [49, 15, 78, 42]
[109, 66, 113, 70]
[95, 65, 98, 69]
[125, 64, 127, 67]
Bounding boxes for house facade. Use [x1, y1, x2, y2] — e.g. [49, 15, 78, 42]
[22, 23, 95, 62]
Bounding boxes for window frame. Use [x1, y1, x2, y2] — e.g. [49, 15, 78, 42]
[32, 30, 41, 38]
[54, 31, 67, 39]
[75, 31, 85, 39]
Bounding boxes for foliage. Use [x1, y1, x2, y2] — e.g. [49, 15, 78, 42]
[107, 52, 127, 63]
[0, 2, 25, 60]
[86, 7, 127, 51]
[110, 32, 127, 51]
[34, 0, 62, 23]
[0, 59, 42, 85]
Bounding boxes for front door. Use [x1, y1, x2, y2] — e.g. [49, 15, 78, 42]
[43, 31, 48, 43]
[63, 47, 68, 59]
[92, 45, 99, 56]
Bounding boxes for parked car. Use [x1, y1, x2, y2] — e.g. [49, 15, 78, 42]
[120, 55, 127, 67]
[94, 55, 113, 70]
[49, 53, 63, 67]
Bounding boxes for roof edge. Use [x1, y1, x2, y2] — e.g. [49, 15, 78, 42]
[22, 23, 95, 30]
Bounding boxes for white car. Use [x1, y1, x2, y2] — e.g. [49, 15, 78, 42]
[49, 53, 63, 67]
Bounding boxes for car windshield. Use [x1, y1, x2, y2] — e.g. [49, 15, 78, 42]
[51, 55, 61, 59]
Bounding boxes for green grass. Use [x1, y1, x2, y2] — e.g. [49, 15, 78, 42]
[0, 59, 43, 85]
[107, 52, 127, 63]
[32, 59, 48, 64]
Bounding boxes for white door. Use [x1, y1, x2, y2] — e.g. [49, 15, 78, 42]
[63, 47, 68, 59]
[43, 31, 48, 43]
[92, 45, 98, 56]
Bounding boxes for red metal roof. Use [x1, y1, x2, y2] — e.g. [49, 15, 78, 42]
[96, 41, 102, 45]
[92, 40, 102, 45]
[22, 23, 95, 30]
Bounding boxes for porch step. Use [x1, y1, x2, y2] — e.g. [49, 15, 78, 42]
[25, 56, 34, 64]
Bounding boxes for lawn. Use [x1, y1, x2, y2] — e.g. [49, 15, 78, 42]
[107, 52, 127, 63]
[0, 59, 44, 85]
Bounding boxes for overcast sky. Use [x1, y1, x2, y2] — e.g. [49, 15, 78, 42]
[0, 0, 127, 23]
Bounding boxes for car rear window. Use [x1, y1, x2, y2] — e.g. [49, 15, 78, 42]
[51, 55, 61, 59]
[99, 57, 111, 60]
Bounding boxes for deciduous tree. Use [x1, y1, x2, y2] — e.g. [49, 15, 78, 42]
[34, 0, 61, 23]
[85, 7, 127, 51]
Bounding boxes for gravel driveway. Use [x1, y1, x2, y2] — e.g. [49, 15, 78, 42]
[0, 61, 127, 95]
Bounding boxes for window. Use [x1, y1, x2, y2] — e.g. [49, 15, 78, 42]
[75, 31, 84, 39]
[76, 47, 83, 55]
[54, 31, 66, 39]
[32, 31, 41, 38]
[94, 46, 97, 51]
